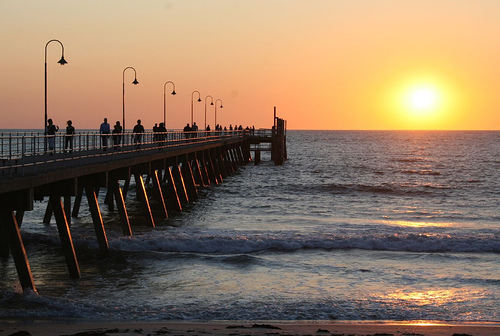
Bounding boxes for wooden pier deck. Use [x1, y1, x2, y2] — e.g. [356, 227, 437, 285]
[0, 122, 287, 293]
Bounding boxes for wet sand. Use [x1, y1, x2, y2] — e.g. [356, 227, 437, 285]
[1, 320, 499, 336]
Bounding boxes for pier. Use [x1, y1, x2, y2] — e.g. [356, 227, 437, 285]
[0, 118, 287, 292]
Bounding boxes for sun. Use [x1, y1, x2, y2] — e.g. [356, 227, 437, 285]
[403, 84, 442, 116]
[383, 73, 458, 129]
[409, 88, 438, 110]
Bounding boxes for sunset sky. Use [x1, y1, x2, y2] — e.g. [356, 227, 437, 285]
[1, 0, 499, 130]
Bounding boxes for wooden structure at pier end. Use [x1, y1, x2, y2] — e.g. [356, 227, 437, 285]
[0, 117, 287, 292]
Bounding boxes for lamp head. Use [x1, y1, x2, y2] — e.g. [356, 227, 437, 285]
[210, 102, 214, 105]
[132, 78, 139, 85]
[220, 105, 223, 108]
[197, 98, 202, 102]
[171, 90, 177, 95]
[58, 56, 68, 65]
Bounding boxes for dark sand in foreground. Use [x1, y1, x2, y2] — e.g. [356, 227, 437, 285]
[1, 320, 499, 336]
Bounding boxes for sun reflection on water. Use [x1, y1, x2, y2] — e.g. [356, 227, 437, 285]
[388, 289, 463, 306]
[380, 220, 453, 228]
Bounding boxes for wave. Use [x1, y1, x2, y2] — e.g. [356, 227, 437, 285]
[319, 183, 439, 196]
[108, 230, 500, 254]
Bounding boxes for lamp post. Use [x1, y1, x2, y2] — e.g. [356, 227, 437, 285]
[191, 90, 202, 126]
[163, 81, 176, 128]
[44, 39, 67, 152]
[215, 99, 223, 127]
[204, 95, 214, 130]
[122, 67, 139, 132]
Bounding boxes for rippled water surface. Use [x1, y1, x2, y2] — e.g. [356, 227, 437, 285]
[1, 130, 499, 321]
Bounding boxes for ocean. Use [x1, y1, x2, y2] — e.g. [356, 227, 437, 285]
[0, 130, 499, 322]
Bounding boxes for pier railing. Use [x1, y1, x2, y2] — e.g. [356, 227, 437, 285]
[0, 130, 247, 177]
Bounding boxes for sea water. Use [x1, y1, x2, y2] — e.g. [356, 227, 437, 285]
[0, 130, 499, 322]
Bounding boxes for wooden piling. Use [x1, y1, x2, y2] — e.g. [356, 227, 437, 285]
[111, 181, 132, 236]
[50, 195, 81, 279]
[197, 155, 211, 186]
[0, 209, 37, 291]
[181, 160, 198, 200]
[64, 195, 71, 226]
[43, 197, 53, 224]
[164, 167, 182, 212]
[192, 158, 207, 187]
[15, 210, 25, 227]
[217, 149, 230, 178]
[104, 188, 114, 211]
[225, 148, 236, 172]
[172, 164, 189, 204]
[211, 151, 223, 183]
[134, 174, 155, 227]
[72, 184, 83, 218]
[151, 170, 168, 219]
[255, 150, 261, 165]
[84, 185, 110, 256]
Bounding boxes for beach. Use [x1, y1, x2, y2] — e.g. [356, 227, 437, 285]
[1, 320, 500, 336]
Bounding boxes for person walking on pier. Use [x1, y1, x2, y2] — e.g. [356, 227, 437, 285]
[46, 118, 59, 155]
[64, 120, 75, 154]
[157, 122, 166, 146]
[112, 121, 122, 150]
[99, 118, 111, 151]
[192, 122, 198, 138]
[183, 123, 191, 139]
[132, 119, 144, 149]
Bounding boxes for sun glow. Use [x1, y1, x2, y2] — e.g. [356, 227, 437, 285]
[404, 84, 442, 115]
[383, 74, 459, 129]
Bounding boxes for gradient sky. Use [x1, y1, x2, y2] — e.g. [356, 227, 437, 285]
[1, 0, 499, 130]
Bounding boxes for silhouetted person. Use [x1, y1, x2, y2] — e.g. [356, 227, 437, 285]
[100, 118, 110, 151]
[192, 122, 198, 138]
[157, 122, 166, 145]
[46, 118, 59, 155]
[112, 121, 122, 150]
[153, 123, 159, 141]
[64, 120, 75, 153]
[132, 119, 144, 149]
[183, 123, 191, 139]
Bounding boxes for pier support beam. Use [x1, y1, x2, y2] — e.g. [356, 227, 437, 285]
[164, 167, 182, 212]
[199, 155, 211, 186]
[172, 164, 189, 204]
[43, 198, 53, 224]
[71, 184, 83, 218]
[192, 158, 207, 187]
[134, 174, 155, 227]
[0, 210, 37, 291]
[111, 181, 132, 236]
[151, 170, 168, 219]
[181, 160, 198, 200]
[50, 195, 81, 279]
[84, 185, 110, 256]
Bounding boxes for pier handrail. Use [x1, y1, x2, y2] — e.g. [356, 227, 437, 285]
[0, 129, 249, 178]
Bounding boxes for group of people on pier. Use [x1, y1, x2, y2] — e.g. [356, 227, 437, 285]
[99, 118, 145, 151]
[182, 123, 252, 139]
[45, 118, 254, 154]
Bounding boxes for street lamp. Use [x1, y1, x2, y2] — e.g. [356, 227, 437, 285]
[215, 99, 223, 127]
[191, 90, 202, 126]
[44, 39, 67, 151]
[204, 95, 214, 130]
[163, 81, 176, 128]
[122, 67, 139, 132]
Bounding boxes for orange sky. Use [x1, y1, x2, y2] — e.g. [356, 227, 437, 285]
[1, 1, 499, 130]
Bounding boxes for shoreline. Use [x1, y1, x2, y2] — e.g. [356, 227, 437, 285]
[1, 319, 499, 336]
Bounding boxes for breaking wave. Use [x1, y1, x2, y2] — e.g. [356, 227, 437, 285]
[108, 229, 500, 254]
